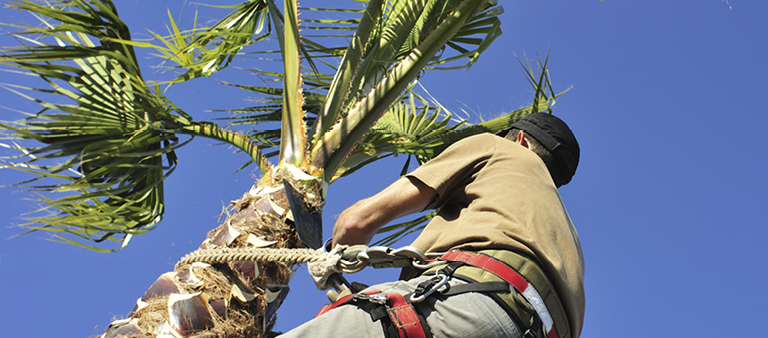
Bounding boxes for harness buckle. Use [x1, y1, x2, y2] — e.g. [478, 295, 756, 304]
[523, 328, 539, 338]
[353, 292, 388, 305]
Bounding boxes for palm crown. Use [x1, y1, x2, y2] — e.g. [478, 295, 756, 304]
[1, 0, 557, 251]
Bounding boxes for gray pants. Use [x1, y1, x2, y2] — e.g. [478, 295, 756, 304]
[280, 274, 522, 338]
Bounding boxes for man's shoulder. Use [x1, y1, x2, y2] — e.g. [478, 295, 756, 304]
[457, 133, 526, 152]
[438, 133, 500, 157]
[466, 132, 497, 141]
[454, 132, 499, 147]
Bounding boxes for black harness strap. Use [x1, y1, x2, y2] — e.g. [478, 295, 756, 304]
[439, 281, 511, 296]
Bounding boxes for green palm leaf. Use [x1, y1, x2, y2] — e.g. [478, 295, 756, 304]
[0, 0, 270, 250]
[311, 0, 502, 182]
[0, 5, 178, 250]
[331, 86, 459, 179]
[426, 0, 502, 70]
[145, 1, 272, 84]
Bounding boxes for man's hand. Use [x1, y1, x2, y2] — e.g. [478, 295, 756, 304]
[331, 176, 436, 248]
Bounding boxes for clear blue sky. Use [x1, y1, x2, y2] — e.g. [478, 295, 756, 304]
[1, 1, 766, 337]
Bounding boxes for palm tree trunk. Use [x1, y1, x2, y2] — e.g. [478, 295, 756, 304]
[100, 173, 322, 338]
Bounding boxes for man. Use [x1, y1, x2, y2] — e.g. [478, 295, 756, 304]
[282, 113, 584, 338]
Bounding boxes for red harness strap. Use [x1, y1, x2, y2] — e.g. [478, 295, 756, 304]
[440, 251, 530, 295]
[316, 291, 429, 338]
[440, 251, 560, 338]
[384, 293, 428, 338]
[315, 291, 368, 317]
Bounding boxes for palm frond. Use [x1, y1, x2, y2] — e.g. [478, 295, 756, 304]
[373, 211, 437, 246]
[0, 27, 179, 251]
[213, 67, 332, 170]
[427, 0, 503, 70]
[342, 0, 503, 101]
[311, 0, 494, 182]
[331, 86, 459, 180]
[0, 0, 272, 250]
[314, 0, 384, 141]
[333, 52, 562, 182]
[275, 0, 306, 166]
[144, 1, 272, 83]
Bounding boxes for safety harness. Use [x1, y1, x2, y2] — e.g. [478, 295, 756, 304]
[316, 249, 570, 338]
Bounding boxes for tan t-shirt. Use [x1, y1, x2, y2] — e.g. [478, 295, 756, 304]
[407, 133, 585, 338]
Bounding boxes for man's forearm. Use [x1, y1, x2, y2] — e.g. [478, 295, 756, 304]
[331, 176, 436, 247]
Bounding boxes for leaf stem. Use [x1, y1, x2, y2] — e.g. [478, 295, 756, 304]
[178, 122, 273, 174]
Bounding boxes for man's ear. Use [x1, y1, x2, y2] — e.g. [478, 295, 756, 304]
[516, 131, 530, 149]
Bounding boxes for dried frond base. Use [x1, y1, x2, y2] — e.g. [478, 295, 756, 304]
[101, 175, 321, 338]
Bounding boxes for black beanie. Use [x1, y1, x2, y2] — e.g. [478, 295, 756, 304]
[503, 113, 580, 187]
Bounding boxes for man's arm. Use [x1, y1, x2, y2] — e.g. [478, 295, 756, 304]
[331, 176, 436, 248]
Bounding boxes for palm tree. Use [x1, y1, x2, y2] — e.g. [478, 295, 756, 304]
[0, 0, 559, 336]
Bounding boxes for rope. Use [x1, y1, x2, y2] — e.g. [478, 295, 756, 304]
[176, 247, 329, 269]
[176, 246, 368, 273]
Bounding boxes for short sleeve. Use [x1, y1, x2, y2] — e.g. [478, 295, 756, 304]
[406, 134, 495, 207]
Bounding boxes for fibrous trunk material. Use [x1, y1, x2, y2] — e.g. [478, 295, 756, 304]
[100, 172, 323, 338]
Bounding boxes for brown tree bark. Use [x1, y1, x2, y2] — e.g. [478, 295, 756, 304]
[100, 173, 322, 338]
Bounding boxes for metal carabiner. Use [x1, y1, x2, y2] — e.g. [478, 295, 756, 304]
[410, 272, 449, 303]
[389, 246, 429, 263]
